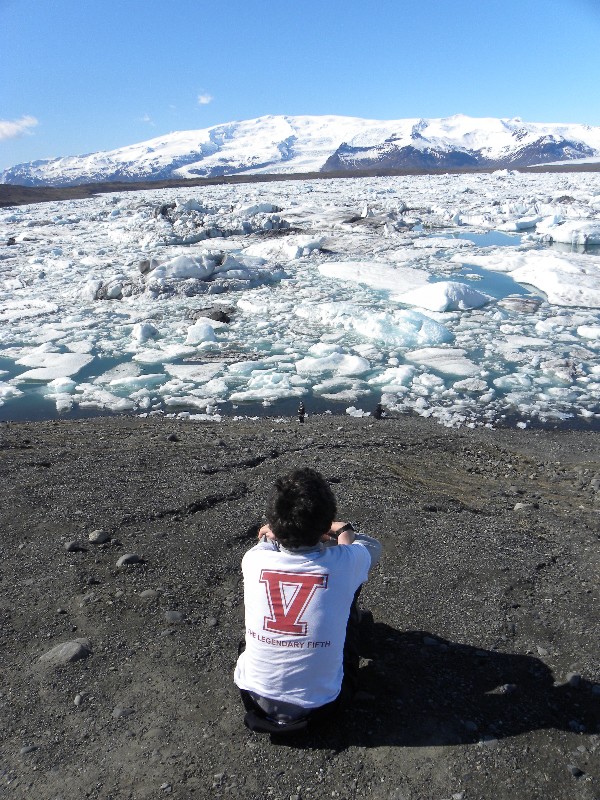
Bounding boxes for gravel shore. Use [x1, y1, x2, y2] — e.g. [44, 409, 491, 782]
[0, 414, 598, 799]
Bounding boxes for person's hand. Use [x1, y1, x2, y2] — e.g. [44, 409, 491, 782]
[258, 524, 277, 541]
[324, 521, 356, 545]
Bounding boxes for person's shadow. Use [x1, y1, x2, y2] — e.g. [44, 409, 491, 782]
[273, 624, 599, 749]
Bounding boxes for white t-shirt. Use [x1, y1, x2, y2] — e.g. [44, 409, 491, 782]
[234, 539, 371, 708]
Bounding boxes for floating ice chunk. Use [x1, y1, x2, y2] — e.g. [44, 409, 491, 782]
[13, 353, 93, 382]
[80, 280, 103, 302]
[148, 254, 216, 284]
[75, 384, 136, 411]
[164, 394, 219, 411]
[318, 260, 429, 297]
[453, 378, 489, 393]
[497, 216, 542, 232]
[500, 335, 550, 350]
[296, 352, 370, 377]
[185, 319, 219, 345]
[413, 237, 474, 249]
[0, 382, 23, 404]
[45, 377, 77, 394]
[227, 359, 271, 375]
[538, 219, 600, 246]
[64, 339, 94, 354]
[295, 303, 452, 348]
[577, 325, 600, 339]
[94, 362, 141, 385]
[229, 370, 304, 402]
[175, 198, 206, 213]
[345, 406, 371, 417]
[0, 299, 59, 322]
[195, 377, 228, 397]
[312, 377, 370, 402]
[493, 373, 532, 390]
[458, 249, 600, 308]
[367, 365, 415, 390]
[404, 347, 479, 377]
[132, 322, 159, 343]
[243, 235, 323, 261]
[413, 372, 445, 393]
[164, 363, 225, 382]
[358, 309, 453, 347]
[50, 393, 74, 413]
[511, 254, 600, 308]
[108, 373, 166, 391]
[133, 344, 198, 363]
[396, 281, 492, 312]
[535, 215, 565, 236]
[236, 202, 281, 217]
[308, 342, 342, 357]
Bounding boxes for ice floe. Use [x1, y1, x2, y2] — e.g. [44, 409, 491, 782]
[1, 170, 599, 427]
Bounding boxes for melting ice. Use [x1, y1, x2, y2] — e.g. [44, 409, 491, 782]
[1, 170, 599, 428]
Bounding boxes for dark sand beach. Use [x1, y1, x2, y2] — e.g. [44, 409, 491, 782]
[0, 414, 598, 799]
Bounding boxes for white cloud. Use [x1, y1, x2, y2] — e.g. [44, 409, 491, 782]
[197, 93, 213, 106]
[141, 114, 155, 126]
[0, 115, 38, 141]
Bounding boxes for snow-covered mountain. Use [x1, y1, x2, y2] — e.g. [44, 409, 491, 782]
[3, 114, 600, 187]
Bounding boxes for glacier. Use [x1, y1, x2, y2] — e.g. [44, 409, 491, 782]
[1, 169, 600, 429]
[2, 113, 600, 187]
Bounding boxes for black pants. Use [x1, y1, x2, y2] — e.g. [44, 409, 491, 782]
[239, 587, 362, 734]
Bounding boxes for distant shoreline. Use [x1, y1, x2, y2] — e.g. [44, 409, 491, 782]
[2, 162, 600, 208]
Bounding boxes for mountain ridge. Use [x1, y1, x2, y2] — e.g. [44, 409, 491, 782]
[3, 113, 600, 187]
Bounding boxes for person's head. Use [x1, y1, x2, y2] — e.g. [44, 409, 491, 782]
[266, 467, 337, 547]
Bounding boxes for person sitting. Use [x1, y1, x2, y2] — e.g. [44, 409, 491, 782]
[234, 467, 382, 733]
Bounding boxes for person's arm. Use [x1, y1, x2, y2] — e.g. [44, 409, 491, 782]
[325, 521, 382, 567]
[353, 531, 382, 568]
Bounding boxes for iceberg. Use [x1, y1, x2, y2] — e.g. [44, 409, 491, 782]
[396, 281, 493, 312]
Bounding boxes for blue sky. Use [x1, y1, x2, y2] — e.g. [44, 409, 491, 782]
[1, 0, 599, 171]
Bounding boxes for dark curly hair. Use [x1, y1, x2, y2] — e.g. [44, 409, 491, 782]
[266, 468, 337, 547]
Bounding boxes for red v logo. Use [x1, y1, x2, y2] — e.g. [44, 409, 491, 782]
[260, 570, 328, 635]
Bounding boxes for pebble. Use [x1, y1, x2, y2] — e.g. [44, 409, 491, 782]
[568, 764, 584, 778]
[74, 693, 84, 706]
[164, 610, 184, 624]
[480, 735, 499, 748]
[64, 540, 86, 552]
[39, 638, 92, 665]
[167, 433, 180, 442]
[536, 646, 549, 656]
[88, 528, 111, 544]
[206, 616, 218, 627]
[513, 502, 534, 512]
[112, 706, 134, 719]
[139, 589, 160, 601]
[20, 745, 38, 755]
[116, 553, 143, 568]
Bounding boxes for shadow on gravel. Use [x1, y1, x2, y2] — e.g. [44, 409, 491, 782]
[272, 624, 599, 750]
